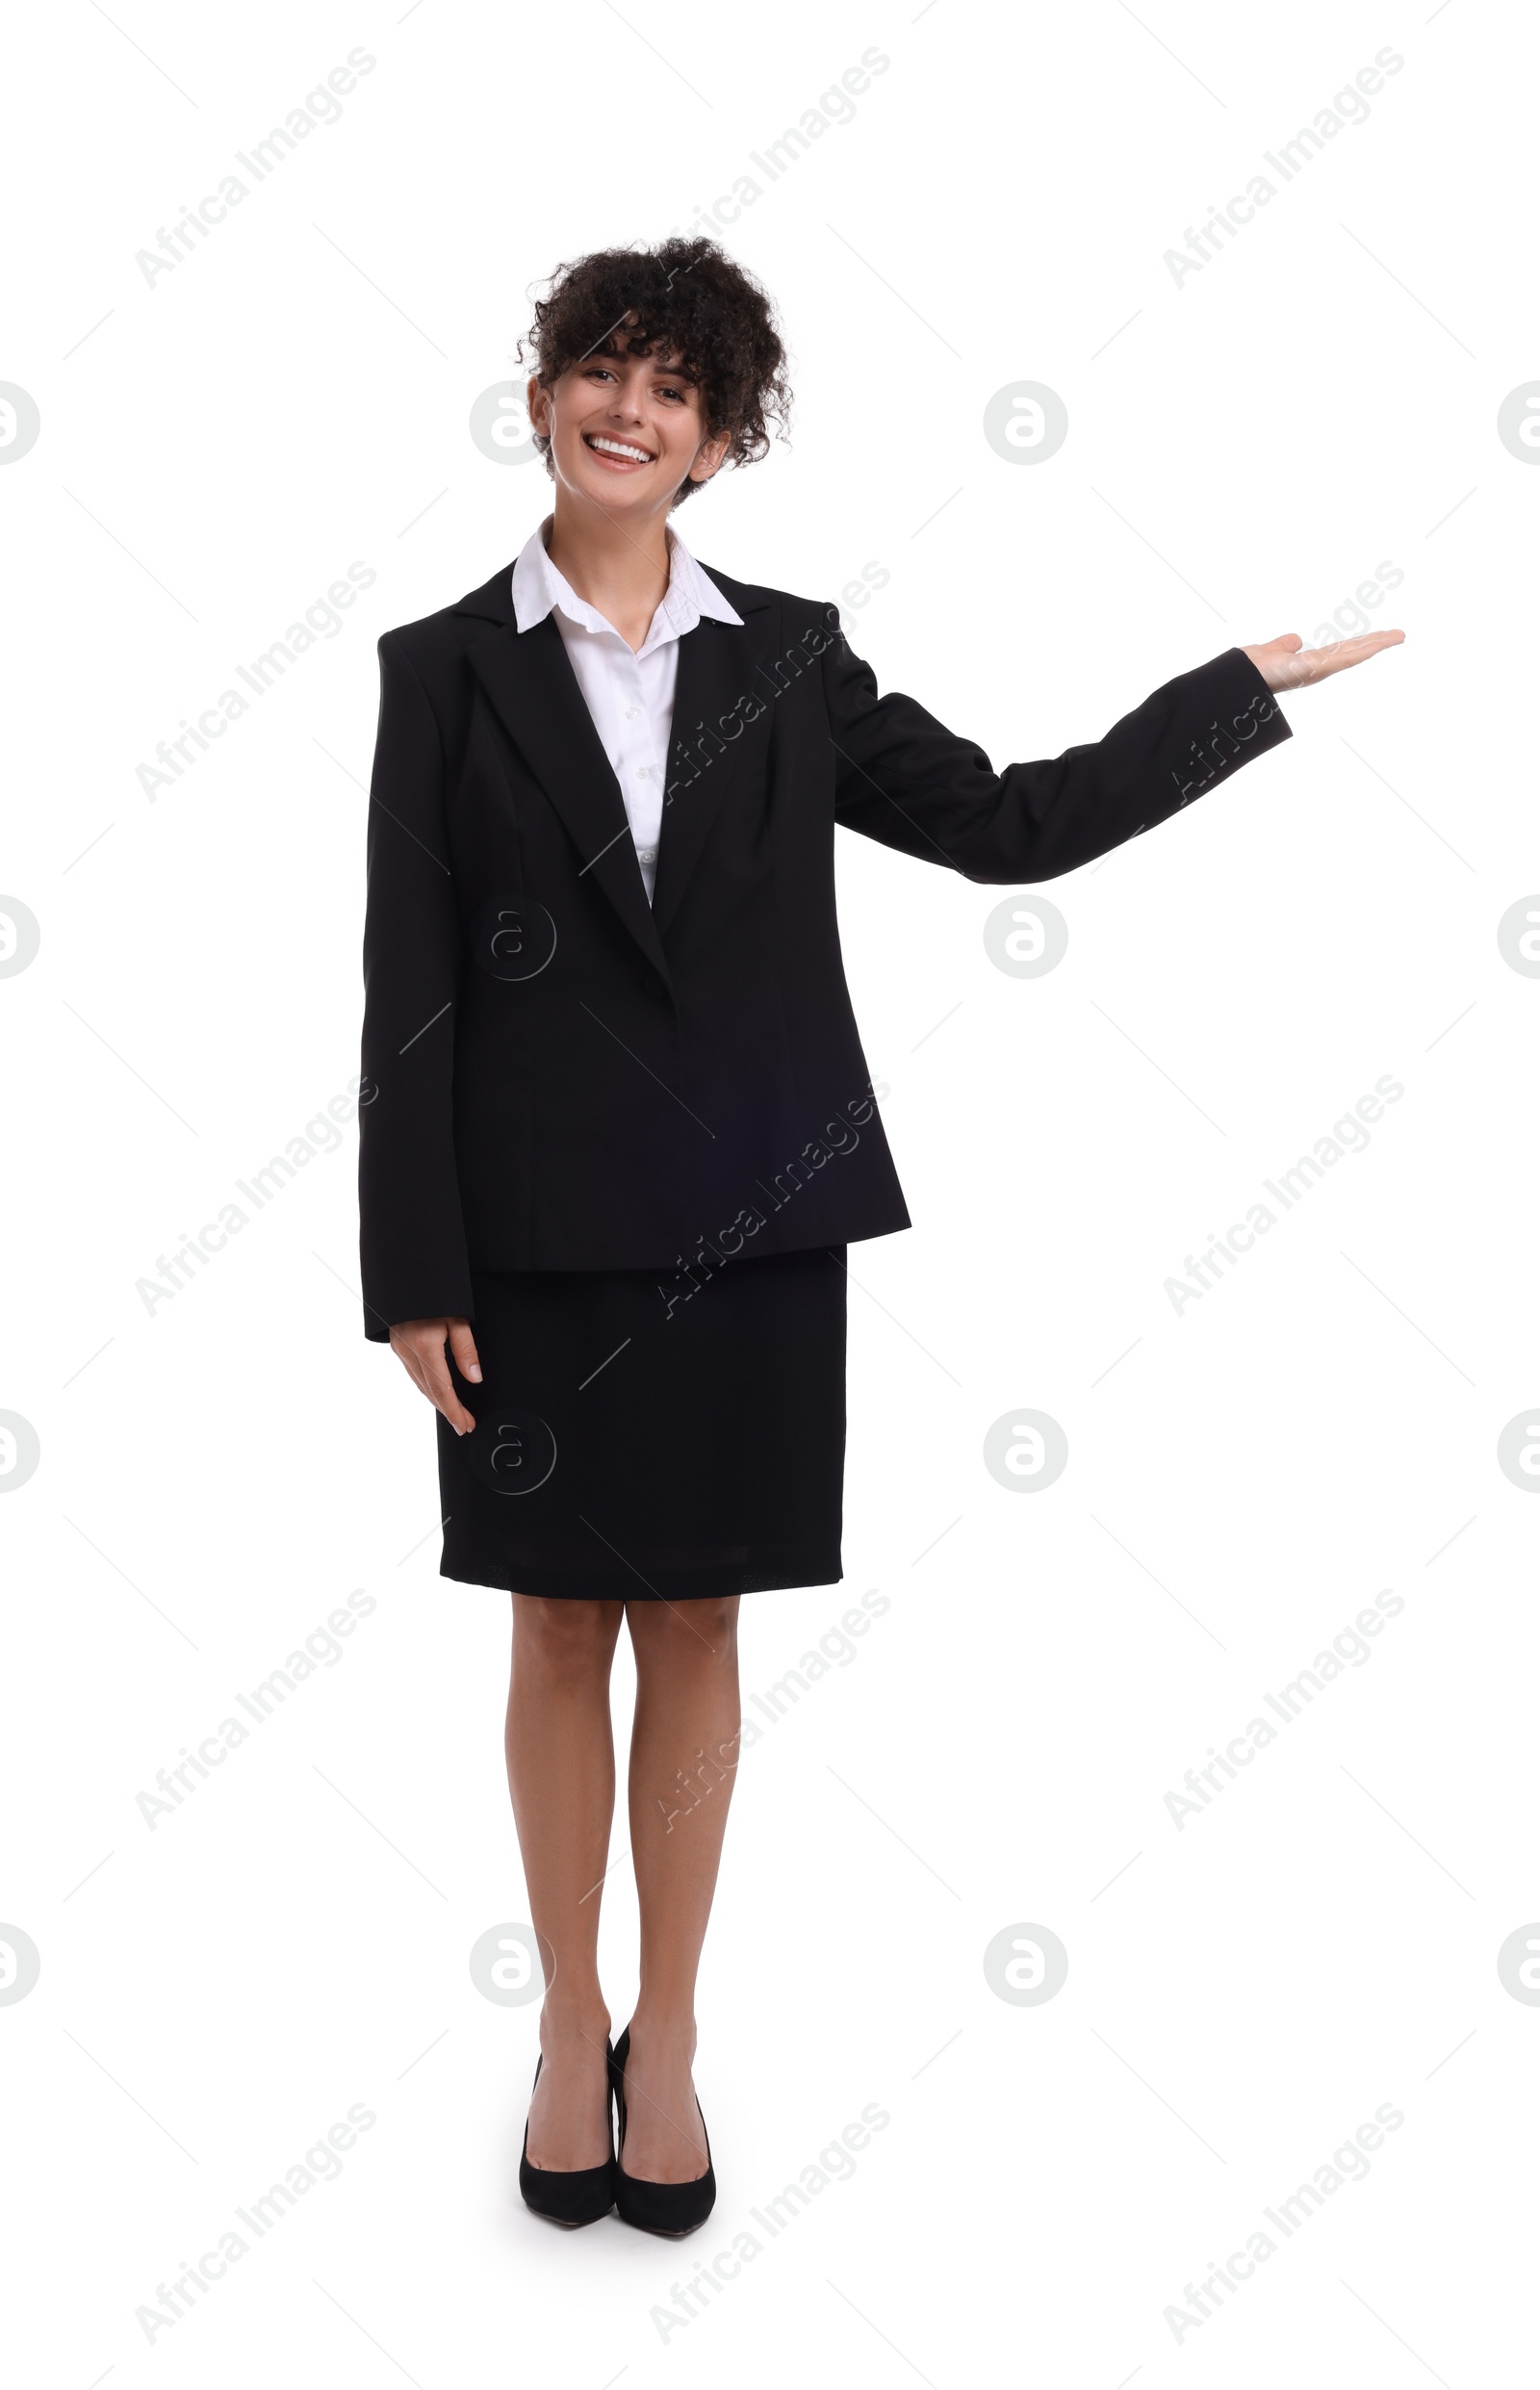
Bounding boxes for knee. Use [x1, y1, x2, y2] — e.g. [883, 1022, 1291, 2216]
[691, 1596, 739, 1652]
[630, 1595, 738, 1667]
[512, 1594, 619, 1682]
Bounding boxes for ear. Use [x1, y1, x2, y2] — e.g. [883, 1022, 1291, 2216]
[526, 373, 549, 437]
[687, 428, 733, 486]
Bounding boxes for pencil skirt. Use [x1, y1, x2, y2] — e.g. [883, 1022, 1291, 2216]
[436, 1246, 848, 1601]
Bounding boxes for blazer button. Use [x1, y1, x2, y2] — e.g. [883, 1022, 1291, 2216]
[639, 967, 668, 1003]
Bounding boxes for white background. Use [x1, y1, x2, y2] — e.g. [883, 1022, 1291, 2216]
[4, 1, 1537, 2381]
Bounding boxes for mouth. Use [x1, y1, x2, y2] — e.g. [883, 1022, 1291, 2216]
[582, 431, 656, 472]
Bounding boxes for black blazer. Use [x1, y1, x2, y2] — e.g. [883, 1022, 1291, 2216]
[357, 557, 1292, 1338]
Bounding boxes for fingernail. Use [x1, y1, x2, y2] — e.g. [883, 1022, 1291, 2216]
[468, 1366, 482, 1382]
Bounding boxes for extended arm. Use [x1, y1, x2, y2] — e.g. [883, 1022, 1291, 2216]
[821, 611, 1401, 881]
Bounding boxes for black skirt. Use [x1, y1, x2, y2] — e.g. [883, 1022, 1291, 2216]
[436, 1246, 847, 1600]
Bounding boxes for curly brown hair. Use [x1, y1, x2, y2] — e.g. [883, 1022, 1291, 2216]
[516, 236, 792, 507]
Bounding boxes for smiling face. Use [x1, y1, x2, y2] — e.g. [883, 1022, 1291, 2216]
[527, 332, 732, 519]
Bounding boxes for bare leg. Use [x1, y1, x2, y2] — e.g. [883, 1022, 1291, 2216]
[505, 1592, 625, 2169]
[620, 1593, 741, 2181]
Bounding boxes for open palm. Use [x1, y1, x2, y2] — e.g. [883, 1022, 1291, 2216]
[1242, 628, 1404, 691]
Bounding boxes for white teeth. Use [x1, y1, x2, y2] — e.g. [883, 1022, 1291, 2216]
[587, 434, 653, 463]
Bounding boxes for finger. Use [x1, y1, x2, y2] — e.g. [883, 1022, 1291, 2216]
[1330, 628, 1405, 664]
[1299, 629, 1405, 681]
[448, 1319, 483, 1383]
[420, 1340, 476, 1436]
[393, 1331, 454, 1420]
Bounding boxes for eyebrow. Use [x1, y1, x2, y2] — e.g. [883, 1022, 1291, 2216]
[587, 347, 696, 381]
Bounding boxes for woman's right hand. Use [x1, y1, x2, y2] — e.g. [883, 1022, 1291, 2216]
[389, 1317, 482, 1435]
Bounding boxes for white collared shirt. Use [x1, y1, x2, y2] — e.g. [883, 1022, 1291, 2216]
[511, 513, 743, 904]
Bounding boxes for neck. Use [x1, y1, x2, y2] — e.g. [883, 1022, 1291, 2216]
[544, 490, 675, 647]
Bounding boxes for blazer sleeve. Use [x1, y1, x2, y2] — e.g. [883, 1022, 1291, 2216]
[818, 608, 1294, 883]
[357, 631, 475, 1343]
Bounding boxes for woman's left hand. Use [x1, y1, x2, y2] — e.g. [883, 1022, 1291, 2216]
[1242, 628, 1404, 691]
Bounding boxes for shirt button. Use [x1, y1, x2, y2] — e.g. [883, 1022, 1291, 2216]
[624, 707, 639, 720]
[636, 766, 650, 779]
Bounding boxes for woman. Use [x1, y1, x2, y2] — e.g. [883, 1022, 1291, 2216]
[357, 237, 1401, 2235]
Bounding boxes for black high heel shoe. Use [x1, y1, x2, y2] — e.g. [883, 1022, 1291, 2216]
[518, 2040, 617, 2226]
[608, 2023, 717, 2236]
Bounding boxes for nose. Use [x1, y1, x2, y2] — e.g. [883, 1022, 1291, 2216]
[608, 373, 647, 421]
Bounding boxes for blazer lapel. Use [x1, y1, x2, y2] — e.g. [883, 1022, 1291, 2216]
[467, 612, 669, 982]
[652, 608, 770, 938]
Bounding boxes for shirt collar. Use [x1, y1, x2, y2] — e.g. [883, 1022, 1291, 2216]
[510, 513, 742, 655]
